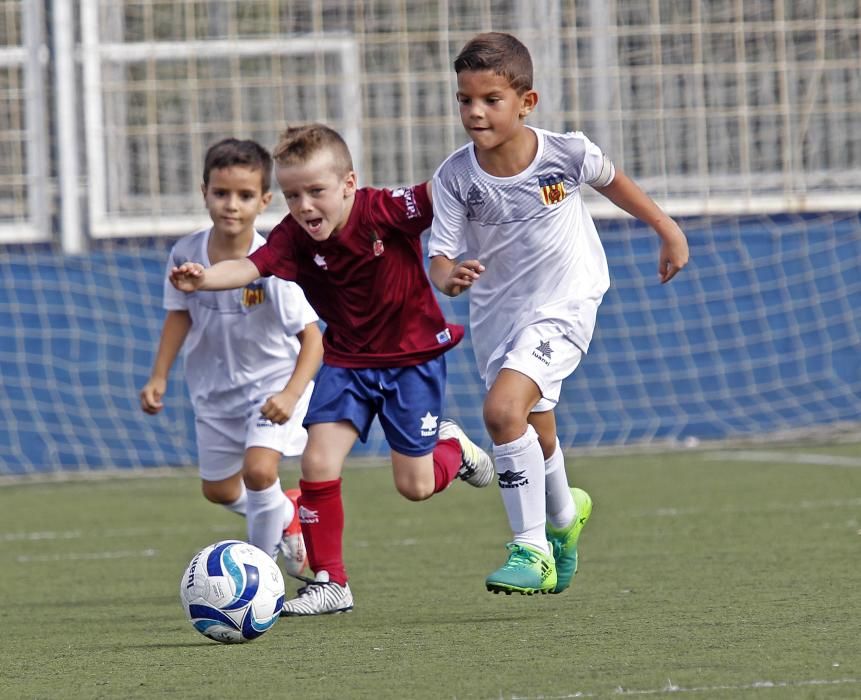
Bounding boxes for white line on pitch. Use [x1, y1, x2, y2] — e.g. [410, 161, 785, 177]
[705, 450, 861, 467]
[632, 497, 861, 518]
[1, 523, 235, 542]
[16, 548, 158, 563]
[353, 538, 418, 548]
[497, 676, 860, 699]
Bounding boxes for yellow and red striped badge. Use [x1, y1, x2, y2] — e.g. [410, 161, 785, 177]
[539, 174, 566, 205]
[242, 282, 265, 307]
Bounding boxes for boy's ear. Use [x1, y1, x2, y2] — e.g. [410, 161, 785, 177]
[200, 182, 207, 199]
[519, 89, 538, 117]
[343, 170, 358, 197]
[260, 191, 273, 210]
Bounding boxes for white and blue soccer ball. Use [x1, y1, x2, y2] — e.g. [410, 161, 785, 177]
[180, 540, 285, 644]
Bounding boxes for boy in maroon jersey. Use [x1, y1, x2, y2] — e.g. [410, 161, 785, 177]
[170, 123, 493, 616]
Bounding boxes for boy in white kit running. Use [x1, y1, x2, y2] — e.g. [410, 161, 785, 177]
[429, 33, 690, 594]
[140, 138, 323, 576]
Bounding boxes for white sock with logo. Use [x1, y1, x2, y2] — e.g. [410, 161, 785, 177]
[492, 425, 549, 555]
[246, 479, 288, 560]
[544, 438, 576, 529]
[222, 484, 247, 516]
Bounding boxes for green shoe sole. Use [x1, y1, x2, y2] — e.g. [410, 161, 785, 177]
[486, 581, 552, 596]
[485, 542, 557, 595]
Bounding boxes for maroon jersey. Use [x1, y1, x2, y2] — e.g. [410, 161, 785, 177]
[248, 184, 464, 368]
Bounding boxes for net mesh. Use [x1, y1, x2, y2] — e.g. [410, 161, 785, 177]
[2, 213, 859, 473]
[1, 0, 860, 472]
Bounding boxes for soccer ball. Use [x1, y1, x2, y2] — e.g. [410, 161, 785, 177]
[179, 540, 285, 644]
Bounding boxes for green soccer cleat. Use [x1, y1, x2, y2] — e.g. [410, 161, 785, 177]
[485, 542, 557, 595]
[546, 487, 593, 594]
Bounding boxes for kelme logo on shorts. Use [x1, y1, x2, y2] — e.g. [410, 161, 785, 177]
[532, 340, 553, 366]
[420, 412, 438, 437]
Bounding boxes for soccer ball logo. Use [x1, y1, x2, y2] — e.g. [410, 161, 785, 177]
[180, 540, 285, 644]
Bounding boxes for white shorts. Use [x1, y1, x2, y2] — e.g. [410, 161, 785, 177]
[194, 390, 311, 482]
[485, 322, 583, 413]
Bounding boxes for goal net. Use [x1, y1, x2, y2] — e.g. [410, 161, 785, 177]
[1, 0, 860, 472]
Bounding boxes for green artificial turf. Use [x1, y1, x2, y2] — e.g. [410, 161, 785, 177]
[1, 445, 859, 699]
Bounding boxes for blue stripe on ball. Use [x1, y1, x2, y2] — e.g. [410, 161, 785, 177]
[206, 541, 238, 577]
[188, 603, 240, 630]
[241, 606, 278, 639]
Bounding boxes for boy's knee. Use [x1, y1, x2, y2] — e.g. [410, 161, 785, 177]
[201, 481, 233, 505]
[300, 448, 337, 482]
[241, 463, 276, 491]
[483, 401, 525, 442]
[393, 474, 434, 502]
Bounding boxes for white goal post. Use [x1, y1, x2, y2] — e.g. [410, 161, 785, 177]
[79, 0, 361, 239]
[0, 0, 49, 244]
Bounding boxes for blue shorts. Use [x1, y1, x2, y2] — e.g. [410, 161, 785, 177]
[304, 357, 447, 457]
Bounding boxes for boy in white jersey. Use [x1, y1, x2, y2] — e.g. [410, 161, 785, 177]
[429, 33, 690, 595]
[140, 138, 323, 577]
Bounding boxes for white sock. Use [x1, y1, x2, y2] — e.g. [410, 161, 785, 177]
[544, 439, 576, 529]
[246, 479, 288, 560]
[492, 425, 549, 554]
[222, 485, 247, 516]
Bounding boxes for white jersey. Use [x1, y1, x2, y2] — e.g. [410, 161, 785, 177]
[163, 228, 319, 419]
[429, 127, 613, 381]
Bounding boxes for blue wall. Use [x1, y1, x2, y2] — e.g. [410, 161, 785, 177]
[2, 213, 860, 474]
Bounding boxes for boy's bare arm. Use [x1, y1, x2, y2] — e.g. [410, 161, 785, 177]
[595, 169, 690, 283]
[170, 257, 260, 292]
[140, 309, 191, 414]
[429, 255, 485, 297]
[260, 321, 324, 425]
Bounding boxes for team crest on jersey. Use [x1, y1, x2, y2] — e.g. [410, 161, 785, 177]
[242, 282, 265, 307]
[539, 174, 567, 205]
[370, 231, 384, 256]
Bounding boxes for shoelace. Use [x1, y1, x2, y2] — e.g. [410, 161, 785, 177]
[502, 544, 540, 569]
[296, 580, 339, 598]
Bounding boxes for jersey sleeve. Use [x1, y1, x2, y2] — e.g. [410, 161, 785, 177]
[367, 184, 432, 238]
[427, 165, 468, 260]
[163, 242, 190, 311]
[270, 280, 319, 337]
[573, 131, 615, 187]
[248, 223, 298, 280]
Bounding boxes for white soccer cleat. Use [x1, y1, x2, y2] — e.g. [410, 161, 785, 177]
[280, 571, 354, 617]
[278, 489, 307, 578]
[438, 419, 494, 487]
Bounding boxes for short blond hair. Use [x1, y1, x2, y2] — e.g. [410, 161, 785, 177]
[272, 123, 354, 175]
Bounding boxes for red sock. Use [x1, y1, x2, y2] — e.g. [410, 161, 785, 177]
[297, 478, 347, 585]
[432, 437, 462, 493]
